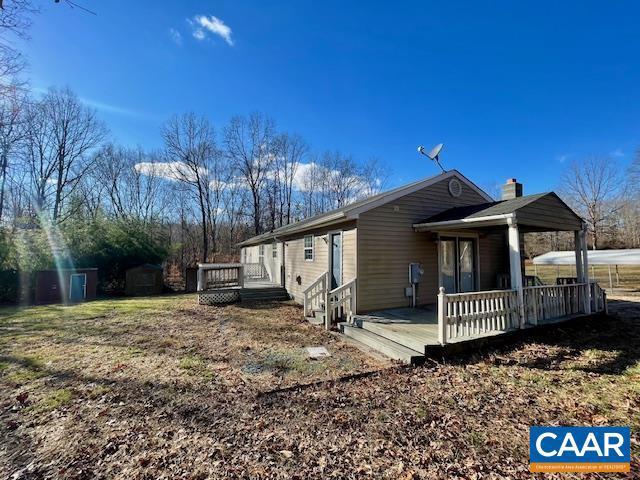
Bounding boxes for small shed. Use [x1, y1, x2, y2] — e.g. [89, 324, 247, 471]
[35, 268, 98, 305]
[125, 264, 164, 296]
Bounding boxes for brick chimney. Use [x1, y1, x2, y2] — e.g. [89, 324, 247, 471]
[501, 178, 523, 200]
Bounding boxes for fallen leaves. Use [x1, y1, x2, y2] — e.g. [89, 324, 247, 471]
[1, 295, 639, 479]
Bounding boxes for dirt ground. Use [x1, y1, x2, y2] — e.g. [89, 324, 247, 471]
[1, 293, 638, 479]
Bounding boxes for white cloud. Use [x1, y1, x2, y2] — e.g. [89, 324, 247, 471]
[291, 162, 379, 196]
[33, 85, 141, 118]
[610, 148, 624, 158]
[169, 28, 182, 46]
[209, 177, 249, 192]
[134, 161, 206, 183]
[80, 96, 141, 117]
[192, 28, 206, 41]
[556, 153, 572, 163]
[191, 15, 234, 45]
[292, 162, 318, 191]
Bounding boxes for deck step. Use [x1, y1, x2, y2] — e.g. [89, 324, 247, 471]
[358, 320, 428, 353]
[240, 287, 289, 301]
[241, 296, 289, 301]
[340, 323, 424, 364]
[240, 287, 287, 292]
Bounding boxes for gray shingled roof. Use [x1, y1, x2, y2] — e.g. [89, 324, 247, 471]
[416, 192, 551, 224]
[237, 169, 499, 247]
[239, 170, 494, 247]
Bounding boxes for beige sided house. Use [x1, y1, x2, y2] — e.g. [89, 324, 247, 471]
[201, 170, 606, 362]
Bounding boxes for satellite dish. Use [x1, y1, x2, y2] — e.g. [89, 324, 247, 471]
[417, 143, 446, 172]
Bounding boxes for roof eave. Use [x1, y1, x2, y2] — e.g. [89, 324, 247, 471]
[413, 213, 515, 231]
[236, 212, 348, 247]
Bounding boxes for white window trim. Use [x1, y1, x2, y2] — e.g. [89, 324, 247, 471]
[304, 235, 314, 262]
[272, 242, 278, 259]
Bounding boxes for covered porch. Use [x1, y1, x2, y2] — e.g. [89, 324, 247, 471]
[343, 189, 608, 362]
[412, 190, 606, 345]
[348, 285, 606, 350]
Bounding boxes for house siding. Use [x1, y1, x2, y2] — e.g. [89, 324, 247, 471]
[479, 230, 509, 290]
[516, 194, 583, 231]
[356, 175, 492, 312]
[283, 221, 357, 304]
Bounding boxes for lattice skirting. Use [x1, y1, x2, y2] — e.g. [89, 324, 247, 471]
[198, 289, 240, 305]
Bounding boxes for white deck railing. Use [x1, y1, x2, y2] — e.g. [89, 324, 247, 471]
[437, 281, 607, 345]
[328, 278, 357, 327]
[302, 272, 328, 317]
[197, 263, 244, 290]
[590, 282, 607, 313]
[302, 273, 357, 329]
[438, 288, 520, 343]
[242, 262, 270, 282]
[523, 283, 586, 325]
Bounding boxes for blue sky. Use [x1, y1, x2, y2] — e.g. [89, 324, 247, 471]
[22, 1, 640, 194]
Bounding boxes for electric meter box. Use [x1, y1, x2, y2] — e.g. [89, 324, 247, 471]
[409, 262, 424, 284]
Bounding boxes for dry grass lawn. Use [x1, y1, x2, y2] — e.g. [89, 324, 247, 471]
[1, 293, 639, 479]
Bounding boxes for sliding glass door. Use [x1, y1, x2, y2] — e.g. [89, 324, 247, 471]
[440, 239, 457, 294]
[439, 237, 477, 293]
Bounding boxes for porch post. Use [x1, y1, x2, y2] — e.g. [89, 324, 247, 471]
[574, 230, 583, 283]
[581, 225, 592, 314]
[324, 272, 331, 330]
[507, 219, 525, 327]
[197, 265, 205, 291]
[437, 287, 447, 345]
[238, 265, 245, 288]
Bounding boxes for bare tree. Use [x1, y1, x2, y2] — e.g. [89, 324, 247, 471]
[629, 149, 640, 188]
[321, 151, 361, 208]
[0, 85, 26, 222]
[0, 0, 38, 94]
[162, 113, 218, 262]
[359, 157, 388, 197]
[620, 150, 640, 247]
[221, 176, 248, 254]
[294, 152, 387, 219]
[560, 156, 622, 249]
[22, 88, 107, 221]
[274, 132, 307, 225]
[224, 113, 275, 235]
[93, 144, 169, 223]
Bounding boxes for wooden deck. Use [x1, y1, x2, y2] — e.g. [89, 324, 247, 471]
[344, 284, 607, 363]
[353, 306, 440, 350]
[197, 264, 287, 304]
[351, 305, 515, 353]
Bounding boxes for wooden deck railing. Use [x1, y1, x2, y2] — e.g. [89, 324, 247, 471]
[302, 273, 357, 329]
[590, 282, 607, 313]
[242, 262, 270, 282]
[197, 263, 244, 290]
[328, 278, 357, 328]
[438, 288, 520, 343]
[523, 283, 585, 325]
[302, 272, 328, 317]
[437, 281, 607, 345]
